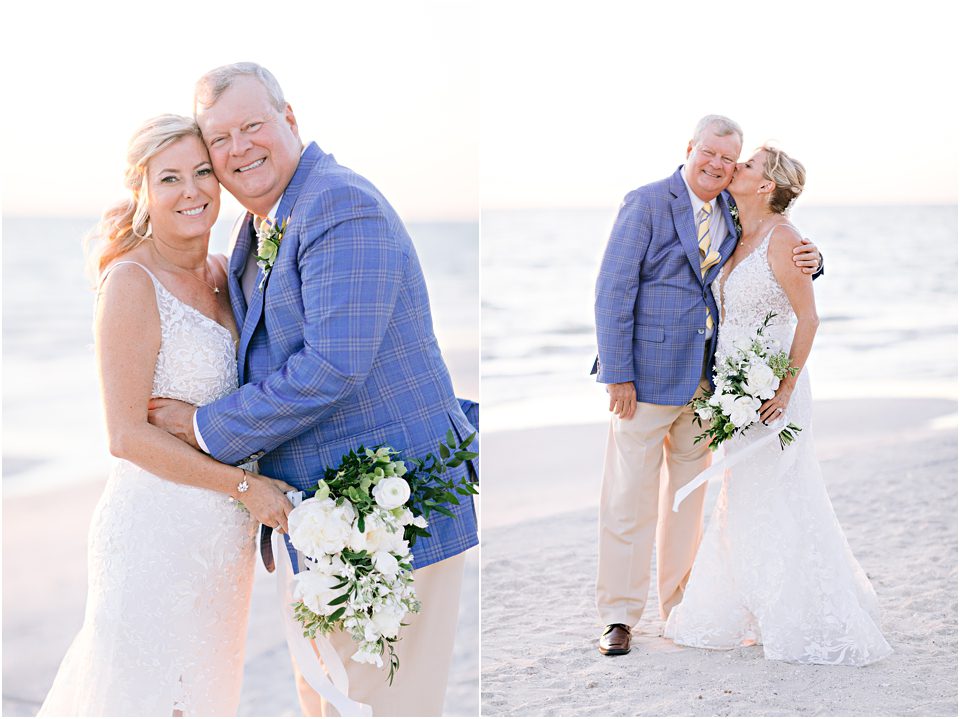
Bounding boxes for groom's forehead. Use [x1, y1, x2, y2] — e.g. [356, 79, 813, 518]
[197, 79, 274, 126]
[197, 103, 271, 136]
[697, 134, 741, 156]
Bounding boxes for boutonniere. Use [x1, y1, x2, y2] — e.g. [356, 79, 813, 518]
[256, 216, 288, 290]
[729, 202, 743, 238]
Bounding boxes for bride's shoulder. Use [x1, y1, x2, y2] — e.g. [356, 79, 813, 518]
[767, 222, 804, 254]
[100, 256, 151, 285]
[97, 255, 159, 309]
[769, 222, 803, 244]
[766, 222, 806, 275]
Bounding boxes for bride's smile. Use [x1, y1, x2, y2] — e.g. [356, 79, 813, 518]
[147, 134, 221, 243]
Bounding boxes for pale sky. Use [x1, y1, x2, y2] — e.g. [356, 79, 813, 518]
[479, 1, 958, 208]
[1, 0, 479, 222]
[1, 1, 955, 220]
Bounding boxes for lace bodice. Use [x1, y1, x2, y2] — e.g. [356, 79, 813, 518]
[140, 265, 239, 405]
[712, 227, 795, 353]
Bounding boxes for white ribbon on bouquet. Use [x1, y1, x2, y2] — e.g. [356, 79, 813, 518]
[672, 415, 793, 512]
[272, 528, 373, 717]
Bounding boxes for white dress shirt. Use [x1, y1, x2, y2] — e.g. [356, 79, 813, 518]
[679, 168, 726, 256]
[680, 167, 727, 340]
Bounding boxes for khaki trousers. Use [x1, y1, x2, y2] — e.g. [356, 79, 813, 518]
[596, 379, 712, 627]
[293, 551, 467, 717]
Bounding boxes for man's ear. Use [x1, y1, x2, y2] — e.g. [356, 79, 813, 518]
[685, 141, 694, 159]
[284, 103, 300, 140]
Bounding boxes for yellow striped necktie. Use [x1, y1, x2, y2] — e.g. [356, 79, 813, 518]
[697, 202, 720, 330]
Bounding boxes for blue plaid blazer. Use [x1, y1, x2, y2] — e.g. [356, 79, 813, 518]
[196, 142, 478, 569]
[594, 167, 739, 406]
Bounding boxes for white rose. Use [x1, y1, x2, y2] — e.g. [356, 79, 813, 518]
[389, 527, 410, 554]
[349, 513, 392, 553]
[729, 396, 761, 428]
[743, 362, 779, 400]
[351, 644, 384, 667]
[293, 570, 344, 616]
[696, 406, 714, 422]
[373, 551, 400, 578]
[369, 606, 405, 639]
[309, 553, 347, 577]
[373, 476, 411, 510]
[288, 497, 356, 558]
[718, 392, 738, 416]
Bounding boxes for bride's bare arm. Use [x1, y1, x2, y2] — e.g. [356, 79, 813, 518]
[762, 225, 820, 423]
[96, 264, 295, 532]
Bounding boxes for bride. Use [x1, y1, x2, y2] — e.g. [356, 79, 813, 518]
[664, 145, 893, 666]
[39, 115, 296, 716]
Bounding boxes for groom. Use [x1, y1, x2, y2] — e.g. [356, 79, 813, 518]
[592, 115, 820, 655]
[149, 62, 477, 715]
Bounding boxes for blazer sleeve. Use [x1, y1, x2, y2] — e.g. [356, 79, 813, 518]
[195, 185, 404, 465]
[594, 191, 652, 384]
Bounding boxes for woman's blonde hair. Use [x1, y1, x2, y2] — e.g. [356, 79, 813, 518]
[760, 144, 806, 214]
[85, 114, 202, 281]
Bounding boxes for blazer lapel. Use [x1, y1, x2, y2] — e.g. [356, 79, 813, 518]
[227, 213, 253, 329]
[718, 191, 739, 248]
[237, 263, 266, 385]
[714, 192, 740, 276]
[236, 143, 329, 382]
[669, 170, 707, 285]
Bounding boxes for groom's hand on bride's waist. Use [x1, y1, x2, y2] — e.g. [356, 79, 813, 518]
[607, 382, 638, 420]
[147, 397, 201, 451]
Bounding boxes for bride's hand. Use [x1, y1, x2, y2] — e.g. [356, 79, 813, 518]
[237, 471, 297, 533]
[760, 384, 794, 425]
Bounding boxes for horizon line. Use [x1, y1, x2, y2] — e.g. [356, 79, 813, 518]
[480, 201, 959, 213]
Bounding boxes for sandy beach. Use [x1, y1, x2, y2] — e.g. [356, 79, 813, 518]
[481, 397, 958, 717]
[1, 479, 478, 716]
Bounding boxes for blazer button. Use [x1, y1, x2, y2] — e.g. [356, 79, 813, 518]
[698, 328, 705, 335]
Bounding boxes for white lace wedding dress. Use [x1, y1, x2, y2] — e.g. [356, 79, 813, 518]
[664, 229, 892, 666]
[38, 262, 259, 716]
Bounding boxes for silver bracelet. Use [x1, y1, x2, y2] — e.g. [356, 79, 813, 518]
[236, 468, 250, 494]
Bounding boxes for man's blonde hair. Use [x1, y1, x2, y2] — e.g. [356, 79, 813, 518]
[194, 62, 287, 115]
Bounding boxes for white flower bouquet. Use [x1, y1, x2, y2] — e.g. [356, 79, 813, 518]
[692, 312, 801, 451]
[286, 431, 478, 683]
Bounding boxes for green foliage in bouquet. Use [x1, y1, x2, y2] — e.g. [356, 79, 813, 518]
[313, 430, 478, 544]
[692, 311, 802, 451]
[290, 431, 478, 684]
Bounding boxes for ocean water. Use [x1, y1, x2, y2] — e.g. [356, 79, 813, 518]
[1, 215, 478, 495]
[482, 205, 958, 431]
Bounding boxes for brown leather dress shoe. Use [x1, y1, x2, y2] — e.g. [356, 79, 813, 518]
[598, 623, 631, 655]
